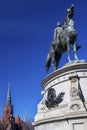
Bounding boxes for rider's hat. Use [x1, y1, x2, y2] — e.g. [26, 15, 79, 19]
[57, 22, 61, 26]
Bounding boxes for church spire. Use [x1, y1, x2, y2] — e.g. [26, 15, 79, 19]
[6, 83, 11, 105]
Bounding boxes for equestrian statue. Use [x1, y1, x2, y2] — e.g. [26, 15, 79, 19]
[45, 4, 81, 72]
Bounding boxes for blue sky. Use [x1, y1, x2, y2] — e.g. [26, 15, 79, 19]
[0, 0, 87, 121]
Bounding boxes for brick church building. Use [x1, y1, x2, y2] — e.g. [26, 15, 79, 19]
[0, 87, 34, 130]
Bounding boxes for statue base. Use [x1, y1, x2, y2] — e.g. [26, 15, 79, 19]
[34, 61, 87, 130]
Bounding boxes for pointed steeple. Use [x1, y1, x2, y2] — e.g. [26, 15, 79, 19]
[6, 83, 11, 105]
[3, 84, 13, 117]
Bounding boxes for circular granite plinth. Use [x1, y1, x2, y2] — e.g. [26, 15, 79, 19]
[34, 61, 87, 130]
[41, 61, 87, 89]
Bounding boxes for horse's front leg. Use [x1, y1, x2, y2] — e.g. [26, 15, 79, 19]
[67, 42, 72, 63]
[73, 41, 79, 60]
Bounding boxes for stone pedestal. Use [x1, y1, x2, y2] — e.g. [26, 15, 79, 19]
[34, 61, 87, 130]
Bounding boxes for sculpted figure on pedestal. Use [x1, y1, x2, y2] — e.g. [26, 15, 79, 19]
[45, 4, 81, 72]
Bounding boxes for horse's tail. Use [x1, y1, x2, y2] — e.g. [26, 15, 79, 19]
[45, 53, 51, 72]
[76, 44, 82, 51]
[71, 44, 82, 51]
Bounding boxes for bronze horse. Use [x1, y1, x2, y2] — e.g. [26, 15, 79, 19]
[45, 18, 81, 72]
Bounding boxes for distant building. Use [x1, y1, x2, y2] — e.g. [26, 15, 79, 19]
[0, 86, 34, 130]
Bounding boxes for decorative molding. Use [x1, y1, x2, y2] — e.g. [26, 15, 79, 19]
[69, 73, 80, 101]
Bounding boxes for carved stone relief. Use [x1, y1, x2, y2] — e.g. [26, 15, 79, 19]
[69, 73, 80, 101]
[45, 88, 65, 109]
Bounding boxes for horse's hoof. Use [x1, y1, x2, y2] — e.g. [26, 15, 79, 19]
[75, 58, 79, 61]
[68, 60, 72, 63]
